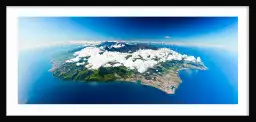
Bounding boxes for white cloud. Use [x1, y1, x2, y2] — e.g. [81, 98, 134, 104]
[66, 57, 80, 63]
[196, 57, 201, 62]
[165, 36, 171, 39]
[184, 56, 196, 62]
[113, 63, 122, 67]
[74, 47, 103, 58]
[112, 43, 125, 48]
[76, 62, 85, 66]
[66, 46, 203, 73]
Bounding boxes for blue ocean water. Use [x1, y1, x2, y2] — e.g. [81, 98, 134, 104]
[18, 45, 238, 104]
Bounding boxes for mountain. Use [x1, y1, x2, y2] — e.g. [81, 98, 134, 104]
[97, 41, 158, 53]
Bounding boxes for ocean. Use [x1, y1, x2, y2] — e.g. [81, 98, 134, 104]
[18, 44, 238, 104]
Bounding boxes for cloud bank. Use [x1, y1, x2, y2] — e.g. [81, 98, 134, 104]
[66, 45, 202, 73]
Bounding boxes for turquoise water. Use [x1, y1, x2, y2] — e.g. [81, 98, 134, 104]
[18, 45, 238, 104]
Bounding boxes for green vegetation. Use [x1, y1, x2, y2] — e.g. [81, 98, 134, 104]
[52, 63, 134, 82]
[51, 57, 206, 83]
[51, 60, 188, 82]
[103, 74, 116, 81]
[74, 70, 91, 81]
[158, 61, 184, 73]
[63, 74, 73, 80]
[87, 70, 103, 81]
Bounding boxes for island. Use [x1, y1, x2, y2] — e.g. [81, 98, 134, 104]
[50, 41, 207, 94]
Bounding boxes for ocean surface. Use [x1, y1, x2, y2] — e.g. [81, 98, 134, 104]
[18, 44, 238, 104]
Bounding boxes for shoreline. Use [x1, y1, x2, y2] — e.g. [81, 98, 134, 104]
[49, 56, 207, 95]
[49, 64, 207, 95]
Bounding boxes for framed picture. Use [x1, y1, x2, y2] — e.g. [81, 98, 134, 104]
[6, 6, 249, 116]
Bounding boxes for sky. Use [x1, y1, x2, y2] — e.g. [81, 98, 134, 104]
[18, 17, 238, 51]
